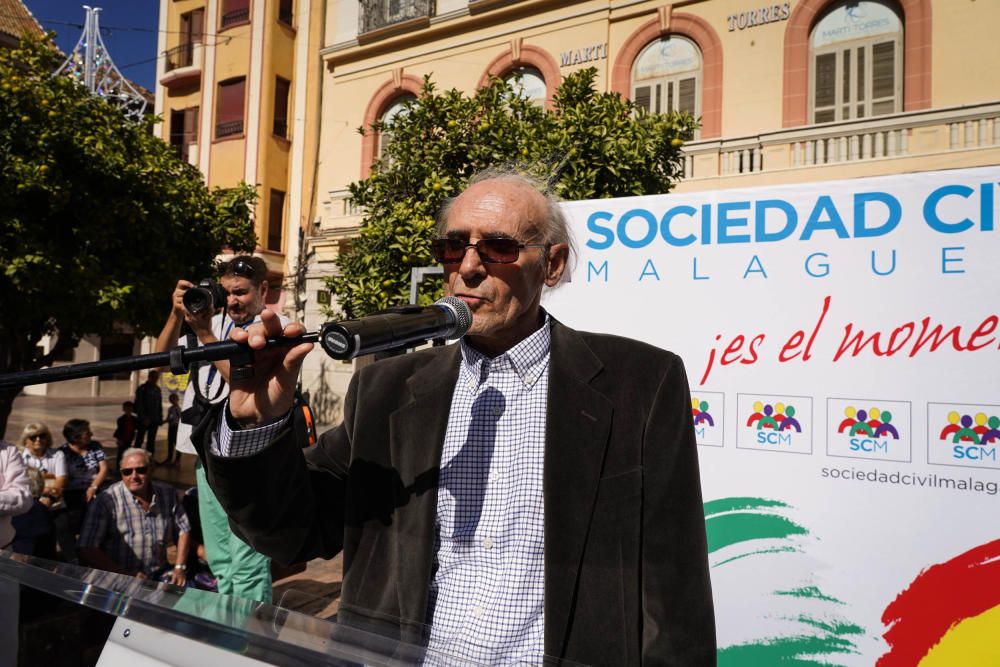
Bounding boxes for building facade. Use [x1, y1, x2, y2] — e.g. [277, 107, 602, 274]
[155, 0, 325, 312]
[33, 0, 324, 399]
[301, 0, 999, 414]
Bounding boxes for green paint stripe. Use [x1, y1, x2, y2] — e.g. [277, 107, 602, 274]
[712, 545, 799, 567]
[775, 586, 844, 605]
[795, 615, 866, 638]
[719, 633, 862, 666]
[704, 496, 790, 518]
[706, 511, 808, 553]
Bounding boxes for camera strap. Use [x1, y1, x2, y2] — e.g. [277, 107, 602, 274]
[187, 333, 224, 404]
[186, 312, 233, 404]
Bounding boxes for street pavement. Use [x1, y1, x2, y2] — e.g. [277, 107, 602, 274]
[5, 393, 343, 620]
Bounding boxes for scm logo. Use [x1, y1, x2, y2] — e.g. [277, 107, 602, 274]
[692, 397, 715, 440]
[850, 438, 890, 453]
[757, 431, 793, 446]
[839, 405, 898, 454]
[692, 392, 725, 448]
[952, 445, 997, 461]
[738, 394, 812, 454]
[940, 411, 1000, 462]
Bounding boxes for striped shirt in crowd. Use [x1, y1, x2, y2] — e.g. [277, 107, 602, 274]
[78, 480, 190, 575]
[61, 442, 105, 490]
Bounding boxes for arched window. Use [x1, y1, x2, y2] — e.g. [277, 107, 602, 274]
[378, 94, 416, 157]
[504, 66, 547, 107]
[810, 0, 903, 123]
[479, 45, 560, 111]
[631, 36, 701, 118]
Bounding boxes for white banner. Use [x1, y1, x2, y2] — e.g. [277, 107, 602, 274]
[545, 166, 1000, 665]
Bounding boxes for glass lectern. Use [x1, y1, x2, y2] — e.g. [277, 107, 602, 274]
[0, 550, 483, 666]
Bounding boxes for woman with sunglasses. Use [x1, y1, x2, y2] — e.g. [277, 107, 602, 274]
[18, 423, 67, 509]
[10, 423, 66, 558]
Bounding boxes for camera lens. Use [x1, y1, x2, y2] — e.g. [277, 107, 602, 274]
[182, 287, 213, 315]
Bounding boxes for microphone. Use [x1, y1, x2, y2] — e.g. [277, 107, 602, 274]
[319, 296, 473, 360]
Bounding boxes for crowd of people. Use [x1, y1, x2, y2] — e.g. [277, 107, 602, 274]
[5, 418, 204, 585]
[2, 256, 281, 605]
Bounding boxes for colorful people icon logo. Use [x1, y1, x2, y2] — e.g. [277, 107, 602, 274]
[839, 406, 899, 439]
[747, 402, 801, 432]
[692, 398, 715, 427]
[939, 411, 1000, 445]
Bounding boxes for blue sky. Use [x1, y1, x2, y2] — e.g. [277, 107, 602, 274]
[25, 0, 160, 91]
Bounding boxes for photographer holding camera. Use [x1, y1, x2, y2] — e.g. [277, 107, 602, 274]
[153, 255, 285, 603]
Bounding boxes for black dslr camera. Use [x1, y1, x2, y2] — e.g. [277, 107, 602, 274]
[182, 279, 228, 315]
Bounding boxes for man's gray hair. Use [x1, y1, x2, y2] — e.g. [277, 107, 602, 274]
[120, 448, 151, 466]
[436, 166, 577, 268]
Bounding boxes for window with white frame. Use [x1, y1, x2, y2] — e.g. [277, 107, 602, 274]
[810, 0, 903, 124]
[631, 36, 701, 119]
[504, 66, 547, 107]
[378, 94, 416, 157]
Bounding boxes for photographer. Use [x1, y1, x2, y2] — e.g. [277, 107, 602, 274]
[153, 255, 285, 603]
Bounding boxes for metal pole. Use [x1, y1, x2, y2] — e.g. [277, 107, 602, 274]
[0, 333, 320, 390]
[83, 6, 96, 91]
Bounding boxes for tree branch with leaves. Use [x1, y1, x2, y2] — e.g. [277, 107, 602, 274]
[326, 67, 696, 319]
[0, 36, 258, 436]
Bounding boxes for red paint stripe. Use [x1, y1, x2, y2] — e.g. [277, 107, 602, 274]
[878, 539, 1000, 666]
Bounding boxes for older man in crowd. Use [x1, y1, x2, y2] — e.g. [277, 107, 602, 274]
[78, 448, 190, 585]
[196, 170, 716, 665]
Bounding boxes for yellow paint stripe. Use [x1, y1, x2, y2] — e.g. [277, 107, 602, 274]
[921, 605, 1000, 665]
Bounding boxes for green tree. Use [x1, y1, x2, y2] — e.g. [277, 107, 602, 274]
[0, 36, 257, 437]
[327, 67, 697, 318]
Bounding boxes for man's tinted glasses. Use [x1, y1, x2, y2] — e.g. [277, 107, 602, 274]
[120, 466, 148, 476]
[430, 238, 549, 265]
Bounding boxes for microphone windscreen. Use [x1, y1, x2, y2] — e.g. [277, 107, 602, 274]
[436, 296, 473, 339]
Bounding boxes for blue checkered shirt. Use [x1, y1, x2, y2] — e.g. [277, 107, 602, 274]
[217, 320, 553, 664]
[78, 480, 191, 575]
[425, 320, 551, 665]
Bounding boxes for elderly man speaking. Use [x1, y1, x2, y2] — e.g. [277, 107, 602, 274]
[78, 448, 190, 585]
[195, 170, 716, 665]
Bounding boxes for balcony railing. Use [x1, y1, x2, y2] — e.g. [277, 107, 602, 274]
[358, 0, 433, 36]
[216, 119, 244, 138]
[319, 189, 364, 234]
[160, 42, 203, 89]
[164, 43, 194, 72]
[678, 102, 1000, 181]
[221, 7, 250, 29]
